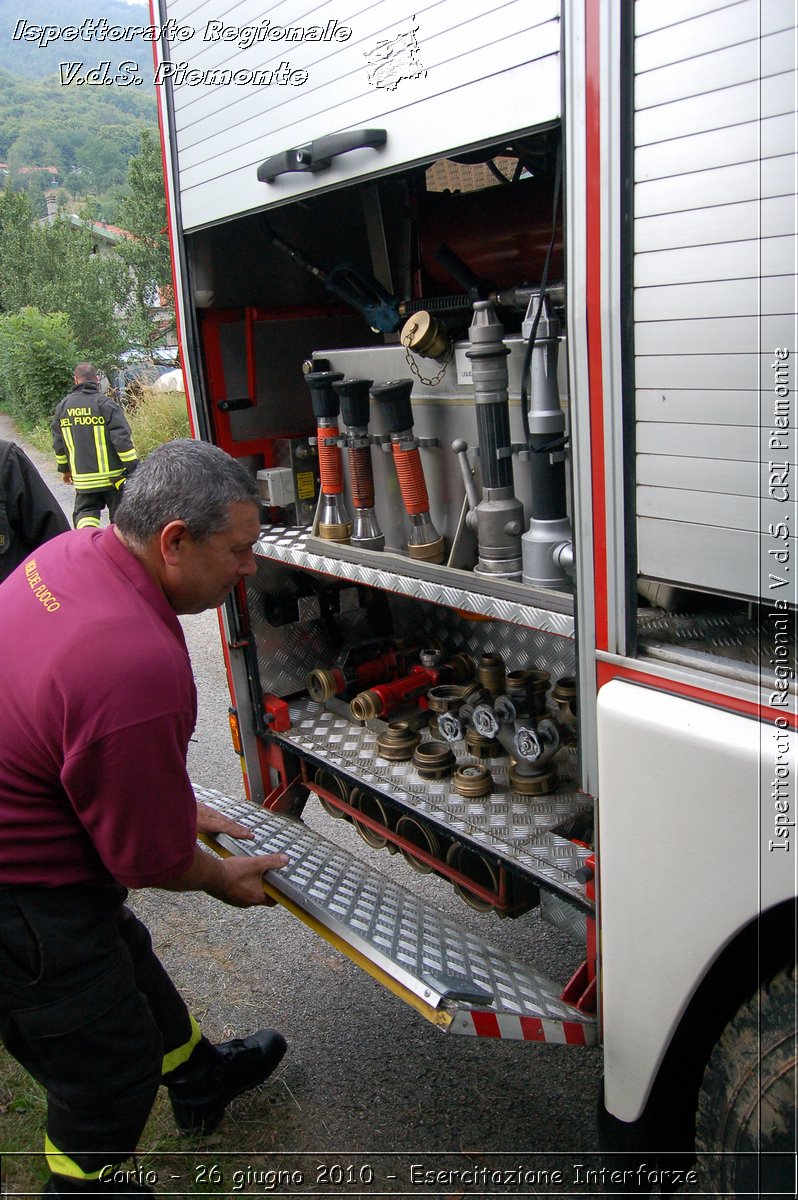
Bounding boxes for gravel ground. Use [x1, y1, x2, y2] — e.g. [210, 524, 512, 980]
[1, 417, 606, 1197]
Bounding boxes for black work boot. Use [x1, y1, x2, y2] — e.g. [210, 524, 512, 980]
[166, 1030, 287, 1136]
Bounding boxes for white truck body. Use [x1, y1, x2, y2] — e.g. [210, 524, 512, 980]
[152, 0, 796, 1174]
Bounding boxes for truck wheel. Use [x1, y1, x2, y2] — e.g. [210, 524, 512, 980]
[696, 963, 796, 1197]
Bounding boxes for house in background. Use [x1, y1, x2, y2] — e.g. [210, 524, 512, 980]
[40, 189, 132, 257]
[38, 189, 176, 351]
[18, 165, 60, 182]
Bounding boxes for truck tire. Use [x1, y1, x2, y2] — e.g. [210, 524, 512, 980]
[696, 963, 796, 1198]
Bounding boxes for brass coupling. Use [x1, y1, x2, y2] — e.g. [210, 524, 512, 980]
[411, 740, 457, 780]
[477, 653, 506, 697]
[376, 721, 421, 762]
[452, 763, 493, 798]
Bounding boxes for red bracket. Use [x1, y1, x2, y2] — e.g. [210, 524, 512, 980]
[561, 852, 597, 1013]
[263, 694, 291, 733]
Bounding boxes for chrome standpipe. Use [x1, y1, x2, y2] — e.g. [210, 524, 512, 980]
[520, 296, 573, 588]
[462, 301, 524, 580]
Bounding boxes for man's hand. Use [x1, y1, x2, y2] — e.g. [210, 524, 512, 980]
[196, 800, 255, 840]
[163, 845, 289, 908]
[61, 472, 73, 485]
[207, 852, 290, 908]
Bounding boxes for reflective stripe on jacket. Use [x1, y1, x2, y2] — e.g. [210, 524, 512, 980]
[52, 384, 138, 491]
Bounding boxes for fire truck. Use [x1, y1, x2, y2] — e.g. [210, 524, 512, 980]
[151, 0, 796, 1190]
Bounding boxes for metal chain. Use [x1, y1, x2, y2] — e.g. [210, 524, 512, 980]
[401, 325, 454, 387]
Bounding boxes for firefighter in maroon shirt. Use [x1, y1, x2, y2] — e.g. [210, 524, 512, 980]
[0, 440, 288, 1199]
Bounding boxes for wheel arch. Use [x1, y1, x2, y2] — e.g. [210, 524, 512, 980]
[598, 896, 797, 1155]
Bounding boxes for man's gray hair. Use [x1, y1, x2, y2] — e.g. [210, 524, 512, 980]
[116, 439, 259, 547]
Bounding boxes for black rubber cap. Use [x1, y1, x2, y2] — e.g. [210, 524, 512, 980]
[370, 379, 414, 433]
[304, 371, 344, 418]
[333, 378, 373, 428]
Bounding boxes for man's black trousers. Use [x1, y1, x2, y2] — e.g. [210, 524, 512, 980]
[0, 884, 199, 1180]
[72, 487, 123, 530]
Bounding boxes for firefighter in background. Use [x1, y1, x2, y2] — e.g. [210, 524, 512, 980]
[52, 363, 139, 529]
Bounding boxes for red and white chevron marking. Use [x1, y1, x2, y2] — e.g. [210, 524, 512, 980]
[453, 1010, 598, 1046]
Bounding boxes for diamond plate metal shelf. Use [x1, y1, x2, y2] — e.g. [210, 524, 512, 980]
[272, 698, 592, 908]
[638, 607, 796, 690]
[256, 526, 575, 639]
[194, 785, 596, 1044]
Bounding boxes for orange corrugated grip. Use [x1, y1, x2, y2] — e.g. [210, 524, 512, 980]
[391, 445, 430, 515]
[348, 446, 375, 509]
[317, 423, 344, 495]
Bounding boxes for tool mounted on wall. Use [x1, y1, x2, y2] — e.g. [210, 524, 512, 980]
[516, 142, 573, 589]
[333, 377, 384, 551]
[303, 369, 351, 543]
[519, 293, 573, 588]
[370, 379, 445, 565]
[265, 217, 562, 338]
[451, 300, 525, 581]
[266, 220, 401, 333]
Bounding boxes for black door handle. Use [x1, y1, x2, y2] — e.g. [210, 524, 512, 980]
[257, 129, 387, 183]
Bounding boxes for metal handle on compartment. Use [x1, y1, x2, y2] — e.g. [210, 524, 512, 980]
[258, 129, 387, 183]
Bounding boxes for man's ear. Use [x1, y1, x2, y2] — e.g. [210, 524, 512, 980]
[160, 520, 191, 566]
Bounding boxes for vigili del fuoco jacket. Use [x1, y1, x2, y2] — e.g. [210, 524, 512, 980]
[52, 382, 139, 492]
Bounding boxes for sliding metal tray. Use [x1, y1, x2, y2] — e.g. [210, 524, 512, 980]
[195, 785, 596, 1045]
[273, 698, 593, 908]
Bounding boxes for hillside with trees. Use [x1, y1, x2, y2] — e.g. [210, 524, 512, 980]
[0, 0, 157, 219]
[0, 0, 154, 80]
[0, 124, 173, 383]
[0, 0, 177, 430]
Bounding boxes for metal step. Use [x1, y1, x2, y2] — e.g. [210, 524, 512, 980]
[194, 785, 597, 1047]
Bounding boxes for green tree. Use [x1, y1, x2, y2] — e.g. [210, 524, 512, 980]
[29, 219, 131, 370]
[15, 171, 50, 216]
[6, 127, 61, 174]
[0, 181, 132, 372]
[93, 184, 128, 225]
[117, 129, 174, 345]
[0, 307, 77, 426]
[0, 186, 35, 313]
[76, 124, 143, 191]
[0, 61, 156, 211]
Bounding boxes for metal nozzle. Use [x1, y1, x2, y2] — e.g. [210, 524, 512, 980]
[351, 507, 384, 551]
[318, 492, 352, 542]
[407, 512, 445, 562]
[463, 301, 524, 580]
[371, 380, 445, 564]
[520, 295, 573, 589]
